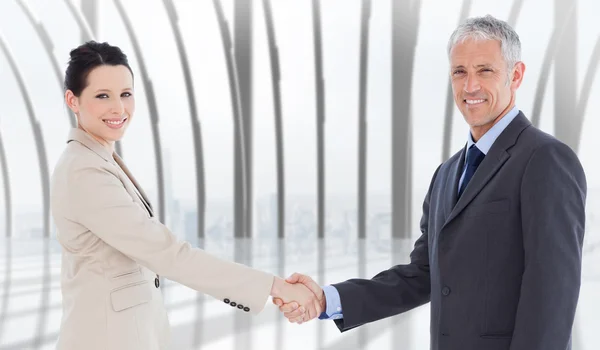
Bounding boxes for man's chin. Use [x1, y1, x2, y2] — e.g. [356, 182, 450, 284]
[462, 111, 490, 127]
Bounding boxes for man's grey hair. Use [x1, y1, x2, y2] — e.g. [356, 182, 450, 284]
[447, 15, 521, 70]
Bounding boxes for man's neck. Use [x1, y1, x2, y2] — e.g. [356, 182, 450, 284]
[470, 103, 515, 142]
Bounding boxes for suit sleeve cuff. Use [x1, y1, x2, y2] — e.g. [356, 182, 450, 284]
[318, 285, 343, 320]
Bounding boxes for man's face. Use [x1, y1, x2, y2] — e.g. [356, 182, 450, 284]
[450, 38, 525, 138]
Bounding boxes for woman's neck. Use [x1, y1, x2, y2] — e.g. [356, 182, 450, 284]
[78, 125, 114, 153]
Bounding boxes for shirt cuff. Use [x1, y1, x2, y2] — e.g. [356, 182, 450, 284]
[318, 285, 343, 320]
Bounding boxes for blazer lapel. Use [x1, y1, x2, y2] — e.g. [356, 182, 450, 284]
[113, 154, 154, 217]
[443, 147, 465, 218]
[442, 112, 531, 228]
[67, 128, 113, 163]
[67, 128, 154, 217]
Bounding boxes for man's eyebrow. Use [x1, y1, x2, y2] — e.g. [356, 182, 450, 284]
[452, 64, 493, 69]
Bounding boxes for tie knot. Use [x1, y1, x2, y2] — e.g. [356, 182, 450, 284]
[466, 145, 485, 166]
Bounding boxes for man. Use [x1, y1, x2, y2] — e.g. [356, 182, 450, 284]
[274, 14, 587, 350]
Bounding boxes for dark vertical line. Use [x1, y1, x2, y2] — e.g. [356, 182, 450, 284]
[312, 0, 326, 239]
[391, 0, 421, 239]
[554, 0, 578, 151]
[63, 0, 94, 40]
[317, 237, 325, 349]
[233, 238, 251, 350]
[276, 238, 285, 349]
[162, 0, 206, 238]
[574, 35, 600, 152]
[235, 0, 253, 238]
[506, 0, 525, 27]
[16, 0, 76, 128]
[358, 0, 371, 239]
[81, 0, 98, 39]
[213, 0, 249, 238]
[0, 126, 11, 238]
[357, 237, 367, 348]
[234, 7, 253, 348]
[192, 237, 205, 347]
[530, 2, 576, 127]
[262, 0, 285, 238]
[113, 0, 166, 226]
[0, 242, 11, 342]
[441, 0, 472, 162]
[0, 33, 50, 239]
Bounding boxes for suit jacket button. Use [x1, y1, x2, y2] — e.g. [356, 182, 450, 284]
[442, 286, 451, 296]
[224, 298, 230, 304]
[230, 302, 237, 307]
[237, 304, 244, 309]
[243, 307, 250, 312]
[154, 277, 160, 288]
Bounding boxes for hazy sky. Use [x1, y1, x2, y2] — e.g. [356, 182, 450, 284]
[0, 0, 598, 222]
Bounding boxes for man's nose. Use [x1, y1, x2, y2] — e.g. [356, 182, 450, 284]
[464, 75, 481, 93]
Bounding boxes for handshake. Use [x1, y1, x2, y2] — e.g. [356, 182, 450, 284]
[270, 273, 326, 324]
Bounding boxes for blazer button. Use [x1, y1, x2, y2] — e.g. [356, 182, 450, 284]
[442, 286, 451, 296]
[224, 298, 231, 304]
[243, 307, 250, 312]
[230, 302, 237, 307]
[154, 277, 160, 288]
[237, 304, 244, 310]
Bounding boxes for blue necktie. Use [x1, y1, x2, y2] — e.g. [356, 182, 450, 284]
[458, 145, 485, 198]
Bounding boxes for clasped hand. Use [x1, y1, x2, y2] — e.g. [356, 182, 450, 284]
[271, 273, 326, 324]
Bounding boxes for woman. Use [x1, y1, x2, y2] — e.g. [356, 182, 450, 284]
[50, 41, 314, 350]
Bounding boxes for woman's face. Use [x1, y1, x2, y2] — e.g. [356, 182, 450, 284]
[65, 64, 135, 150]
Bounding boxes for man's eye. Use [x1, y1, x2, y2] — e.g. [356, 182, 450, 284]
[453, 70, 465, 75]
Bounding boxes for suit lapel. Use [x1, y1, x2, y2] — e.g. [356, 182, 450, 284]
[113, 154, 154, 217]
[442, 112, 531, 228]
[443, 147, 465, 217]
[67, 128, 154, 217]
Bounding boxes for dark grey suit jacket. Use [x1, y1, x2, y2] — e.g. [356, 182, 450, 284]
[332, 112, 587, 350]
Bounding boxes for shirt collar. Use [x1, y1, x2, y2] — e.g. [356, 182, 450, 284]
[466, 105, 520, 155]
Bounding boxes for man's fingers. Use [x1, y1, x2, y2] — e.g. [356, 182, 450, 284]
[285, 272, 302, 284]
[272, 298, 283, 307]
[288, 273, 322, 297]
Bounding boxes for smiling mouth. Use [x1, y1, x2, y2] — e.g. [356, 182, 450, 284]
[464, 99, 487, 105]
[102, 118, 127, 127]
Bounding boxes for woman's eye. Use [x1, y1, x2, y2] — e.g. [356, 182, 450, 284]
[95, 94, 108, 99]
[122, 92, 132, 97]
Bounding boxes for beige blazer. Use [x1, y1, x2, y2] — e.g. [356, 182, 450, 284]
[50, 128, 274, 350]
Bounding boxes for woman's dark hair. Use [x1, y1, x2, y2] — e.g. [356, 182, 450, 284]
[64, 41, 134, 96]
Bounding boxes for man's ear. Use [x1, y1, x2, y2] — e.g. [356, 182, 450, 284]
[510, 61, 526, 91]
